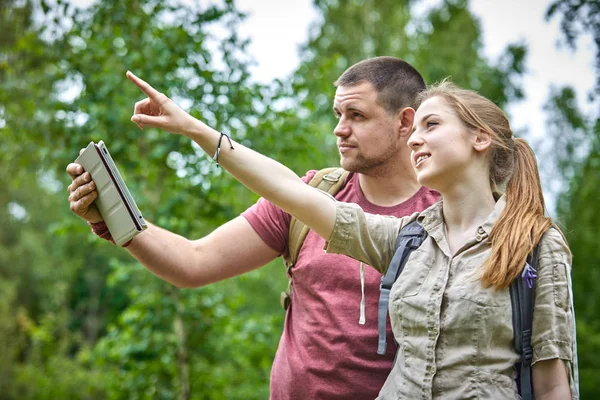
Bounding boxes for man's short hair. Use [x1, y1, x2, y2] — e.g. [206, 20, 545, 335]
[334, 56, 426, 114]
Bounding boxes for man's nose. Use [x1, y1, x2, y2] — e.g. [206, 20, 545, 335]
[334, 118, 351, 137]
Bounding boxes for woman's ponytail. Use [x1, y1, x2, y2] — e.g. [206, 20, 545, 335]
[480, 138, 553, 289]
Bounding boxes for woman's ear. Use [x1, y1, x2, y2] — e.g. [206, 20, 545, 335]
[473, 129, 492, 152]
[397, 107, 415, 138]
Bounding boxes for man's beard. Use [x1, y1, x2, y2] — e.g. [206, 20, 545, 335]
[340, 148, 398, 176]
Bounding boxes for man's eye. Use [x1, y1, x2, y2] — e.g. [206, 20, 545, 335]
[353, 113, 364, 120]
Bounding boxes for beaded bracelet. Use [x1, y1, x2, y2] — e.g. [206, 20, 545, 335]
[212, 132, 234, 167]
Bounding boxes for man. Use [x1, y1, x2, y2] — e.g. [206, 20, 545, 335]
[67, 56, 439, 399]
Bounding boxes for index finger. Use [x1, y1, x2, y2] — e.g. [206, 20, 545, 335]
[66, 162, 84, 180]
[126, 70, 162, 101]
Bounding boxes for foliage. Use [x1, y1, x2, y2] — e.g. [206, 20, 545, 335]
[1, 0, 283, 398]
[287, 0, 526, 151]
[546, 0, 600, 95]
[545, 0, 600, 396]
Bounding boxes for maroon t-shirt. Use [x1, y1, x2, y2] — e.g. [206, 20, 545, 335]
[242, 171, 440, 400]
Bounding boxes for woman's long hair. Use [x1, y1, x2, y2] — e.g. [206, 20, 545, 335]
[418, 81, 556, 289]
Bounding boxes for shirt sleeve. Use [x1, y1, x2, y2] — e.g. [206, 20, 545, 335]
[531, 227, 574, 365]
[323, 201, 418, 274]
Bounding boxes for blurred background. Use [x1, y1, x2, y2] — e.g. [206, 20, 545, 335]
[1, 0, 598, 398]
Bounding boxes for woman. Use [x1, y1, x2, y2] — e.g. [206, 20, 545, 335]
[105, 72, 579, 398]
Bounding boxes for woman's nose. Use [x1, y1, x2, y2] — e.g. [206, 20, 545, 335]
[407, 131, 422, 149]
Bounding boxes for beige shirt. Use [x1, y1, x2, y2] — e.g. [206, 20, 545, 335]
[325, 197, 577, 399]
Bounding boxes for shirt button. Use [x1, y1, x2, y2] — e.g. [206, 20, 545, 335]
[476, 235, 483, 241]
[478, 227, 485, 234]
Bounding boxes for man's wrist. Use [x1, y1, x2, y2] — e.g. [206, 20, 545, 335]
[88, 221, 132, 247]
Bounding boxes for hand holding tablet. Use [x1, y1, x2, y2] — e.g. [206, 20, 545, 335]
[73, 141, 147, 246]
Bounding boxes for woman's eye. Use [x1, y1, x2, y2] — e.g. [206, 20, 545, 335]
[426, 120, 438, 128]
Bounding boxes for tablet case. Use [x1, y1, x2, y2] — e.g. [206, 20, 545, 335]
[75, 141, 147, 246]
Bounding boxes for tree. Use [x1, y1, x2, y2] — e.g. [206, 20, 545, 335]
[545, 0, 600, 396]
[1, 0, 282, 398]
[286, 0, 526, 159]
[546, 0, 600, 95]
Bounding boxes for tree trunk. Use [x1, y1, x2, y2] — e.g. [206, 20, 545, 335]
[174, 308, 190, 400]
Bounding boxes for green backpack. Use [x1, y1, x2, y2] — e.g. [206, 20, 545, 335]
[280, 167, 349, 310]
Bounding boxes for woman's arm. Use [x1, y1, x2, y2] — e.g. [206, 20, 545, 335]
[126, 71, 337, 240]
[532, 358, 571, 399]
[324, 202, 418, 273]
[530, 227, 575, 399]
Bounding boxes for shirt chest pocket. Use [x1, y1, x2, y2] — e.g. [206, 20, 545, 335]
[389, 248, 435, 300]
[457, 258, 506, 308]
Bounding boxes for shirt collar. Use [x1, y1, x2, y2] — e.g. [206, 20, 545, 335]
[417, 194, 507, 237]
[480, 195, 506, 236]
[417, 200, 444, 233]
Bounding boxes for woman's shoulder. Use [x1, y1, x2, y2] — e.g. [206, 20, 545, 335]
[538, 225, 571, 264]
[332, 202, 428, 250]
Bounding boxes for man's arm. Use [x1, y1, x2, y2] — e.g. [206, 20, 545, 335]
[66, 163, 280, 287]
[126, 217, 280, 288]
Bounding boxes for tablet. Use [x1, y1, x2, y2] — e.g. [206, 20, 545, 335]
[75, 141, 147, 246]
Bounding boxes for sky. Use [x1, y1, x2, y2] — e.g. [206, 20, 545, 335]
[235, 0, 596, 138]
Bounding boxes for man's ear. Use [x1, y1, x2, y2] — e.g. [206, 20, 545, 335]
[473, 129, 492, 152]
[397, 107, 415, 138]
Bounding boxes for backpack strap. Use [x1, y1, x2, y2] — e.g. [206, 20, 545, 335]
[280, 167, 349, 310]
[378, 220, 426, 355]
[510, 244, 540, 400]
